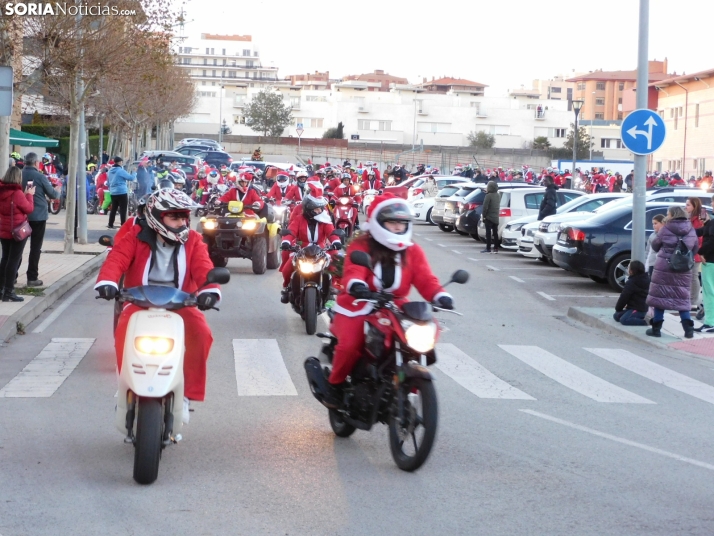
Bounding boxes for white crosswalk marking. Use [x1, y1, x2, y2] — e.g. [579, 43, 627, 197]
[584, 348, 714, 405]
[435, 344, 535, 399]
[232, 339, 298, 396]
[0, 338, 95, 398]
[499, 345, 654, 404]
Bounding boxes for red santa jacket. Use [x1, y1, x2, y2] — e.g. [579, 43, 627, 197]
[284, 183, 309, 203]
[95, 221, 221, 301]
[361, 176, 382, 191]
[219, 185, 265, 215]
[0, 183, 34, 240]
[267, 182, 290, 204]
[96, 171, 108, 189]
[332, 183, 361, 200]
[333, 237, 448, 318]
[325, 177, 342, 193]
[281, 211, 341, 248]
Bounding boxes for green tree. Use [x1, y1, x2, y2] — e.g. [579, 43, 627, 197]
[467, 130, 496, 149]
[243, 89, 293, 137]
[563, 123, 593, 160]
[532, 136, 551, 150]
[322, 121, 345, 139]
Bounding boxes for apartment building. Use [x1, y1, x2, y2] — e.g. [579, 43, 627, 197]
[343, 70, 408, 92]
[647, 68, 714, 177]
[568, 60, 672, 121]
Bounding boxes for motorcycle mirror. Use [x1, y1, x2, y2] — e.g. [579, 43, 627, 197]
[98, 235, 114, 247]
[349, 250, 372, 269]
[448, 270, 469, 285]
[204, 267, 230, 285]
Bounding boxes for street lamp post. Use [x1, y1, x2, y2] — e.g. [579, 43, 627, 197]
[571, 100, 584, 187]
[218, 85, 224, 143]
[590, 91, 596, 160]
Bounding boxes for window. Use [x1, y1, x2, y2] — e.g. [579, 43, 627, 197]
[670, 108, 675, 118]
[197, 91, 216, 98]
[551, 87, 562, 93]
[229, 71, 236, 78]
[233, 115, 246, 125]
[658, 109, 664, 117]
[618, 97, 622, 104]
[184, 47, 191, 53]
[534, 127, 565, 138]
[594, 113, 604, 119]
[212, 70, 216, 77]
[306, 95, 327, 102]
[222, 59, 226, 66]
[182, 57, 191, 64]
[695, 103, 700, 127]
[619, 83, 625, 91]
[203, 58, 207, 65]
[247, 60, 253, 68]
[678, 106, 683, 116]
[560, 192, 580, 204]
[310, 118, 323, 128]
[222, 48, 226, 55]
[595, 98, 605, 106]
[213, 59, 217, 65]
[596, 82, 606, 90]
[254, 51, 258, 57]
[358, 119, 392, 131]
[674, 114, 678, 130]
[577, 83, 585, 90]
[294, 117, 303, 126]
[206, 47, 210, 54]
[578, 199, 607, 212]
[617, 112, 623, 120]
[290, 97, 300, 107]
[243, 49, 250, 56]
[600, 138, 623, 149]
[524, 193, 545, 210]
[554, 128, 566, 138]
[478, 125, 508, 136]
[202, 69, 206, 77]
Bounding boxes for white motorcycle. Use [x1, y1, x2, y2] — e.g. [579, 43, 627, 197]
[361, 189, 379, 214]
[105, 262, 230, 484]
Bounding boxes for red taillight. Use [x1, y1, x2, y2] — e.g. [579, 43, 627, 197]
[466, 202, 481, 211]
[412, 188, 423, 196]
[568, 228, 585, 241]
[499, 208, 511, 217]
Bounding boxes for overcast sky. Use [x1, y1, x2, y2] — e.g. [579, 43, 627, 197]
[181, 0, 711, 95]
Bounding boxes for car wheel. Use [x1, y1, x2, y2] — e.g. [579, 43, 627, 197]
[426, 208, 435, 225]
[438, 224, 454, 233]
[607, 253, 630, 291]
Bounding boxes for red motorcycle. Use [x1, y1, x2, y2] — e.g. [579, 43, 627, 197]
[48, 174, 63, 215]
[328, 193, 359, 238]
[305, 250, 469, 471]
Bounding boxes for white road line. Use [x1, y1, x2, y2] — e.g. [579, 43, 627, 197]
[438, 244, 447, 248]
[451, 250, 463, 255]
[486, 265, 500, 271]
[509, 276, 525, 283]
[521, 409, 714, 471]
[0, 338, 95, 398]
[537, 291, 556, 301]
[499, 345, 654, 404]
[550, 294, 620, 298]
[584, 348, 714, 405]
[32, 279, 95, 333]
[424, 237, 433, 241]
[435, 344, 535, 400]
[232, 339, 298, 396]
[468, 257, 481, 262]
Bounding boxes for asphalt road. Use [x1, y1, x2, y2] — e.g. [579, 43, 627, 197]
[2, 223, 714, 535]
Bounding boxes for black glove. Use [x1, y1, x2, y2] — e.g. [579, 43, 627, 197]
[281, 242, 291, 251]
[96, 284, 117, 300]
[436, 295, 454, 310]
[330, 242, 342, 250]
[349, 283, 373, 300]
[197, 292, 219, 311]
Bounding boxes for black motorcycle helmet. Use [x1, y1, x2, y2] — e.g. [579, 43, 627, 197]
[302, 194, 327, 220]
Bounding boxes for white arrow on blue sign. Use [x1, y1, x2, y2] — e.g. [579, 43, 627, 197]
[620, 108, 666, 155]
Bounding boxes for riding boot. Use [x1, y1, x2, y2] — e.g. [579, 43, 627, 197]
[280, 287, 289, 304]
[646, 319, 663, 337]
[682, 319, 695, 339]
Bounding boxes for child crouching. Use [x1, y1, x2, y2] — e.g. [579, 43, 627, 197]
[613, 260, 650, 326]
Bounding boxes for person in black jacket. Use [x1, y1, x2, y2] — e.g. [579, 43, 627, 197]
[537, 177, 558, 220]
[695, 206, 714, 332]
[613, 260, 649, 326]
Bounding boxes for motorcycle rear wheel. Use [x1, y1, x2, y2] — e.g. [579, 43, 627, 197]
[329, 409, 356, 437]
[133, 397, 163, 485]
[48, 200, 61, 215]
[388, 378, 438, 472]
[266, 235, 280, 269]
[304, 286, 318, 335]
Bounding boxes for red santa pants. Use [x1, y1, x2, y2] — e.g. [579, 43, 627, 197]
[115, 304, 214, 401]
[328, 312, 366, 384]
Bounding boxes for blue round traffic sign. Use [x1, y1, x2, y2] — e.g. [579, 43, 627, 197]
[620, 109, 666, 155]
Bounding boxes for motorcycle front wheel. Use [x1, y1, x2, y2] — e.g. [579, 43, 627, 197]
[329, 409, 356, 438]
[48, 200, 61, 215]
[133, 397, 163, 485]
[388, 378, 438, 472]
[304, 286, 318, 335]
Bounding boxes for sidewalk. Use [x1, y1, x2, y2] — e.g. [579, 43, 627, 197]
[569, 307, 714, 359]
[0, 213, 109, 342]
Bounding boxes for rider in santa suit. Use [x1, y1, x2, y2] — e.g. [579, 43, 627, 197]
[361, 168, 382, 191]
[267, 172, 291, 204]
[94, 189, 222, 419]
[216, 171, 267, 218]
[285, 171, 325, 221]
[321, 194, 454, 407]
[332, 173, 362, 229]
[279, 190, 342, 303]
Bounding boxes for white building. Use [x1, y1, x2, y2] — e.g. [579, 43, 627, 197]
[176, 81, 586, 150]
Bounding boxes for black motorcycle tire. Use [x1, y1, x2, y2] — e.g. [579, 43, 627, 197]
[48, 200, 61, 215]
[266, 235, 280, 270]
[329, 409, 356, 438]
[252, 235, 267, 274]
[304, 286, 318, 335]
[210, 253, 228, 268]
[87, 199, 96, 215]
[388, 378, 438, 472]
[133, 397, 163, 485]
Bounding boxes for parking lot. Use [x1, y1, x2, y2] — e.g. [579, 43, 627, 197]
[413, 222, 623, 311]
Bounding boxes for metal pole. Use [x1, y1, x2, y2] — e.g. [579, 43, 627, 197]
[412, 99, 416, 150]
[572, 111, 579, 182]
[98, 115, 103, 164]
[77, 77, 87, 244]
[632, 0, 649, 263]
[218, 85, 223, 143]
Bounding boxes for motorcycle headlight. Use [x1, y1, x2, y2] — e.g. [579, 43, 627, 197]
[203, 220, 217, 230]
[340, 198, 349, 205]
[135, 336, 174, 355]
[404, 322, 437, 354]
[241, 220, 257, 230]
[547, 222, 560, 233]
[273, 206, 286, 215]
[298, 258, 326, 274]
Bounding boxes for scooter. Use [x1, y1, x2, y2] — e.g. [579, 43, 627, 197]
[99, 255, 230, 485]
[361, 189, 379, 215]
[329, 194, 359, 238]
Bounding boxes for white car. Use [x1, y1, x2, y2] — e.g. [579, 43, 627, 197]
[407, 176, 466, 201]
[409, 182, 466, 224]
[478, 187, 584, 244]
[502, 193, 626, 252]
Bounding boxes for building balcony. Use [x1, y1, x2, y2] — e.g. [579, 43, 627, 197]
[534, 109, 546, 120]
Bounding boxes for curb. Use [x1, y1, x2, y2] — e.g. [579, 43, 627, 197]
[0, 251, 107, 342]
[566, 306, 676, 351]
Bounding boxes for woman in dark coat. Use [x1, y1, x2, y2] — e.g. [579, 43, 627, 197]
[646, 205, 699, 338]
[538, 177, 558, 220]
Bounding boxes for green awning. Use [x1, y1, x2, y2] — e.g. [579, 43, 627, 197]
[9, 128, 59, 148]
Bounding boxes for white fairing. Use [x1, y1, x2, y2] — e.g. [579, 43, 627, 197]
[115, 308, 185, 435]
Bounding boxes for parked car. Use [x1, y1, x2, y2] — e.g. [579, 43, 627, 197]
[175, 138, 223, 150]
[174, 144, 219, 157]
[431, 182, 483, 233]
[474, 187, 583, 241]
[506, 193, 626, 254]
[409, 183, 465, 224]
[454, 183, 542, 238]
[195, 150, 233, 168]
[552, 202, 712, 290]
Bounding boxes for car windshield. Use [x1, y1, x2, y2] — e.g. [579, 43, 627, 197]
[411, 179, 425, 188]
[123, 285, 193, 309]
[556, 195, 595, 214]
[452, 186, 477, 197]
[463, 188, 486, 202]
[438, 186, 460, 197]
